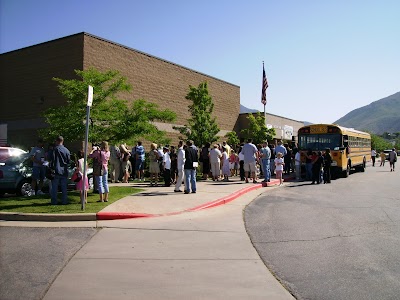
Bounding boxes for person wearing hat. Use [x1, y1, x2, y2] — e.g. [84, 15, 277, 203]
[163, 146, 171, 187]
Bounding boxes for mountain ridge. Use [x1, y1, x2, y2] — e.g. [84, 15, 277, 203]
[334, 91, 400, 134]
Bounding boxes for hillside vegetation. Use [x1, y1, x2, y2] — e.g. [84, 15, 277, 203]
[335, 91, 400, 134]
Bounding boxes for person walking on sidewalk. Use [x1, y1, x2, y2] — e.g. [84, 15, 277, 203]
[240, 138, 258, 183]
[184, 140, 198, 194]
[174, 141, 185, 192]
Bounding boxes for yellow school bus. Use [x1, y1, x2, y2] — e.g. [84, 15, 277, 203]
[298, 124, 371, 177]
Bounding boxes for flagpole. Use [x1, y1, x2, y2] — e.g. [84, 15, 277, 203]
[262, 61, 267, 130]
[264, 102, 266, 128]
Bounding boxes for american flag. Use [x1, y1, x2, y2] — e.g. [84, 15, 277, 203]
[261, 64, 268, 105]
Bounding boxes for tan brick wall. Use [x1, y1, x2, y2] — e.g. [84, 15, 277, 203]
[1, 32, 240, 149]
[82, 34, 240, 134]
[0, 34, 84, 147]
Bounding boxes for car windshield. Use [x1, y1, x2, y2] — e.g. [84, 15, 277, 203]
[0, 148, 27, 162]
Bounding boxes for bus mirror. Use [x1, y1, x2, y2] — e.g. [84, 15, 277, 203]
[343, 135, 349, 147]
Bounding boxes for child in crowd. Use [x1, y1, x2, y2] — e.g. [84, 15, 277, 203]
[274, 152, 285, 186]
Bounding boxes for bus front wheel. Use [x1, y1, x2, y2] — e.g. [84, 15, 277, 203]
[360, 159, 366, 172]
[343, 164, 350, 178]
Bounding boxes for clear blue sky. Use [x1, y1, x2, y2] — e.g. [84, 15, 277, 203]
[1, 0, 399, 124]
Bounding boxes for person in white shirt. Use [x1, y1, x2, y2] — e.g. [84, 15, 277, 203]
[163, 147, 171, 187]
[174, 141, 185, 192]
[209, 144, 222, 181]
[275, 152, 285, 186]
[371, 149, 377, 167]
[294, 149, 301, 181]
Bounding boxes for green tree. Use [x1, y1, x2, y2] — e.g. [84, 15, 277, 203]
[225, 131, 240, 148]
[370, 133, 392, 152]
[174, 82, 220, 147]
[40, 68, 176, 144]
[240, 112, 275, 145]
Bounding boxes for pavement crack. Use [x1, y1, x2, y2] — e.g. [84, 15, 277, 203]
[381, 208, 394, 222]
[254, 235, 341, 244]
[254, 230, 390, 244]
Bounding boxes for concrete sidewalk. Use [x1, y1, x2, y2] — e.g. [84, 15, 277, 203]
[1, 176, 295, 299]
[41, 178, 295, 300]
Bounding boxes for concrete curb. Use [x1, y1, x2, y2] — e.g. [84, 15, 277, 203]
[0, 211, 97, 222]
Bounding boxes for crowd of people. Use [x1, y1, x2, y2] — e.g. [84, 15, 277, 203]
[27, 136, 398, 205]
[106, 138, 306, 189]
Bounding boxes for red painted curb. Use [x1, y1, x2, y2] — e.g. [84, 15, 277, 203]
[187, 184, 264, 211]
[96, 178, 283, 220]
[96, 212, 156, 220]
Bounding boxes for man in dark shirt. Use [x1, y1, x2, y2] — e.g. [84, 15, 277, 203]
[184, 140, 198, 194]
[49, 136, 71, 205]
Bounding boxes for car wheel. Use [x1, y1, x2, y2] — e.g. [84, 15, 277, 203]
[17, 180, 32, 196]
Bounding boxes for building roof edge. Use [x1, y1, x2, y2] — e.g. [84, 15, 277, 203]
[1, 32, 240, 88]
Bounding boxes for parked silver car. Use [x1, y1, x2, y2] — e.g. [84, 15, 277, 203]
[0, 152, 93, 197]
[0, 147, 27, 162]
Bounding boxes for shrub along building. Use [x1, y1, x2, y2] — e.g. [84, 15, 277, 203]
[0, 32, 303, 150]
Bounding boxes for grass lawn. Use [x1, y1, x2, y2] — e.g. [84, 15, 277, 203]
[0, 186, 143, 214]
